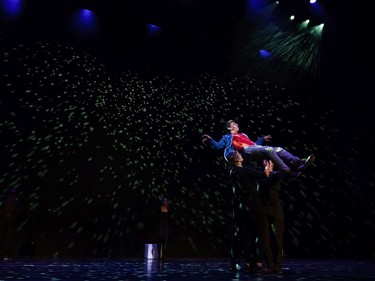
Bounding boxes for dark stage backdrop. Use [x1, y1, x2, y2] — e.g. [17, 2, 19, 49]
[1, 41, 374, 259]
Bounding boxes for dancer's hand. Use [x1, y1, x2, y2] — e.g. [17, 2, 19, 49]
[263, 160, 274, 176]
[201, 134, 212, 142]
[263, 135, 272, 142]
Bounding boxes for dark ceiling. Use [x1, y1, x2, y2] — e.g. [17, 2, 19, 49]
[0, 0, 372, 83]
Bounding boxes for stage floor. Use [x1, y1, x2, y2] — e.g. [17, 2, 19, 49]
[1, 257, 374, 280]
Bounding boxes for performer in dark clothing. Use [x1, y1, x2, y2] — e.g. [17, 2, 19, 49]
[227, 150, 272, 273]
[0, 188, 21, 260]
[157, 197, 171, 259]
[258, 161, 286, 273]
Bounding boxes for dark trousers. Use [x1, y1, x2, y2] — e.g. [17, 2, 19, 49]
[0, 221, 16, 257]
[157, 228, 170, 258]
[231, 197, 266, 268]
[263, 203, 284, 270]
[243, 145, 300, 172]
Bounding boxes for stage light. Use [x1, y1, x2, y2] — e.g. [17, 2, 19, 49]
[68, 8, 99, 38]
[1, 0, 24, 20]
[146, 24, 162, 37]
[259, 49, 272, 59]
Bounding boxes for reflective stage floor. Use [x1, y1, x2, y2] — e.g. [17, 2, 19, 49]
[1, 257, 374, 280]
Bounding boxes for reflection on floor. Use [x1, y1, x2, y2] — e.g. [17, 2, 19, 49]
[1, 257, 374, 280]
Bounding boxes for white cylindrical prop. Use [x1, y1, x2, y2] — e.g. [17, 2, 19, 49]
[144, 244, 158, 259]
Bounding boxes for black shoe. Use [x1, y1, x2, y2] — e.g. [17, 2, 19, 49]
[297, 154, 315, 171]
[244, 263, 255, 273]
[255, 264, 271, 274]
[273, 264, 282, 273]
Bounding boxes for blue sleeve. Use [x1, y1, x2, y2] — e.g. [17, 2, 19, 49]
[209, 136, 228, 150]
[255, 136, 265, 145]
